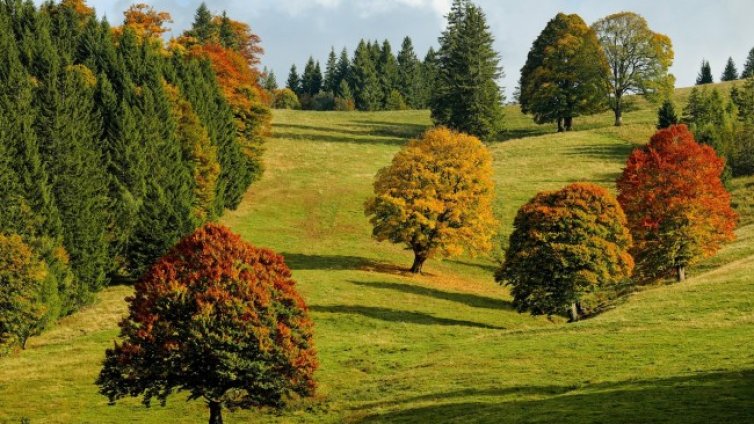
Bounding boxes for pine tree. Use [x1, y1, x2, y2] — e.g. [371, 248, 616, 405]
[218, 12, 236, 50]
[313, 61, 323, 95]
[324, 47, 338, 93]
[696, 60, 713, 85]
[287, 64, 301, 94]
[352, 40, 381, 111]
[301, 57, 321, 96]
[264, 69, 278, 91]
[657, 99, 679, 129]
[742, 47, 754, 79]
[190, 3, 215, 43]
[419, 47, 438, 109]
[432, 0, 505, 140]
[377, 40, 399, 109]
[721, 57, 739, 81]
[397, 36, 422, 109]
[335, 47, 351, 95]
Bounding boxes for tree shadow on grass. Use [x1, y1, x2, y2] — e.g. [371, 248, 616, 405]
[272, 130, 406, 146]
[350, 120, 429, 139]
[563, 143, 634, 162]
[310, 305, 504, 330]
[281, 253, 414, 276]
[350, 281, 513, 311]
[444, 259, 499, 274]
[357, 369, 754, 423]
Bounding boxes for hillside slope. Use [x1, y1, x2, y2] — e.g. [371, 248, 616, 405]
[1, 86, 753, 423]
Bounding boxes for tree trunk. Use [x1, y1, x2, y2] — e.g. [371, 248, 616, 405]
[557, 117, 564, 132]
[410, 251, 427, 274]
[564, 116, 573, 131]
[21, 336, 27, 350]
[676, 266, 686, 282]
[614, 96, 623, 126]
[568, 302, 580, 322]
[208, 401, 223, 424]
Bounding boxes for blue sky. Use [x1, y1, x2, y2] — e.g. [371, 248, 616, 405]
[81, 0, 754, 97]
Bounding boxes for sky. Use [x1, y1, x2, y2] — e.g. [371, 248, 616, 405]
[79, 0, 754, 97]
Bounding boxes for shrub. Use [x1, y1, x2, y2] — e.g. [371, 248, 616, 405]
[312, 91, 335, 111]
[272, 88, 301, 110]
[98, 224, 317, 424]
[496, 183, 634, 321]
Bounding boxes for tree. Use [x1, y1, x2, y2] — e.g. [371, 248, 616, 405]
[657, 99, 679, 129]
[365, 127, 497, 273]
[721, 57, 739, 82]
[287, 64, 301, 94]
[617, 125, 737, 282]
[519, 13, 609, 132]
[593, 12, 674, 126]
[496, 183, 634, 321]
[397, 36, 422, 108]
[351, 40, 381, 111]
[696, 59, 713, 85]
[301, 57, 321, 96]
[419, 47, 438, 108]
[432, 0, 505, 140]
[323, 47, 338, 93]
[262, 68, 278, 91]
[189, 2, 214, 43]
[119, 3, 172, 41]
[272, 88, 301, 109]
[742, 47, 754, 79]
[98, 224, 318, 424]
[377, 40, 399, 108]
[335, 47, 351, 95]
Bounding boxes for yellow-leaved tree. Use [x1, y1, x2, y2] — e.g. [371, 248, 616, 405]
[365, 127, 497, 274]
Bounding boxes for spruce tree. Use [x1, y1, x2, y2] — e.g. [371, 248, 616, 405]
[742, 47, 754, 79]
[301, 57, 320, 96]
[721, 57, 739, 81]
[432, 0, 505, 140]
[190, 3, 215, 43]
[397, 36, 422, 109]
[419, 47, 438, 109]
[313, 61, 323, 95]
[264, 69, 278, 91]
[324, 47, 338, 93]
[352, 40, 381, 111]
[335, 47, 351, 95]
[696, 60, 713, 85]
[377, 40, 399, 109]
[287, 64, 301, 94]
[657, 99, 679, 129]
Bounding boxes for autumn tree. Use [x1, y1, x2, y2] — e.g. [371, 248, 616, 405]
[97, 224, 318, 424]
[365, 127, 497, 273]
[432, 0, 505, 140]
[118, 3, 172, 41]
[721, 57, 739, 82]
[592, 12, 674, 126]
[496, 183, 634, 321]
[617, 125, 737, 282]
[519, 13, 609, 132]
[696, 59, 713, 85]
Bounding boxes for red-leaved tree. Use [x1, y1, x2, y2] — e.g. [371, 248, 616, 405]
[617, 124, 737, 282]
[97, 224, 317, 424]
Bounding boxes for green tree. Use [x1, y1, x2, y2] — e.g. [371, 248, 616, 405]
[432, 0, 505, 140]
[419, 47, 438, 108]
[323, 47, 338, 93]
[742, 47, 754, 79]
[286, 64, 301, 94]
[593, 12, 674, 126]
[519, 13, 609, 132]
[657, 99, 679, 129]
[397, 36, 422, 109]
[335, 47, 351, 95]
[377, 40, 398, 108]
[352, 40, 381, 111]
[189, 3, 215, 43]
[721, 57, 739, 82]
[301, 57, 322, 96]
[696, 59, 713, 85]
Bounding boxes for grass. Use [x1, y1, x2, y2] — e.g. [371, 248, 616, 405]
[1, 84, 753, 423]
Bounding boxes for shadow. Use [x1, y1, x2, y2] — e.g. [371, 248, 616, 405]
[310, 305, 505, 330]
[281, 253, 381, 271]
[495, 127, 553, 142]
[272, 130, 406, 146]
[350, 120, 429, 139]
[357, 370, 754, 423]
[350, 281, 513, 311]
[444, 259, 500, 274]
[564, 143, 634, 161]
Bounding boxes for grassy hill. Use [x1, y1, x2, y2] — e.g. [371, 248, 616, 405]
[1, 86, 753, 423]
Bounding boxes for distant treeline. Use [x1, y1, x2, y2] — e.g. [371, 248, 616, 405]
[266, 37, 437, 111]
[0, 0, 269, 352]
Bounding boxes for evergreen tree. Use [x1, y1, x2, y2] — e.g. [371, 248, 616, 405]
[721, 57, 739, 81]
[264, 69, 278, 91]
[352, 40, 381, 111]
[432, 0, 505, 140]
[190, 3, 215, 43]
[397, 36, 422, 109]
[287, 64, 301, 94]
[313, 61, 323, 95]
[324, 47, 338, 93]
[742, 47, 754, 79]
[301, 57, 322, 96]
[377, 40, 399, 109]
[419, 47, 438, 109]
[657, 99, 679, 129]
[218, 12, 236, 50]
[696, 59, 713, 85]
[335, 47, 351, 95]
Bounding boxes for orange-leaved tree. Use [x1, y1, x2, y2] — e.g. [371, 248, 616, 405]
[496, 183, 634, 321]
[365, 127, 497, 274]
[97, 224, 317, 424]
[116, 3, 172, 42]
[617, 124, 737, 282]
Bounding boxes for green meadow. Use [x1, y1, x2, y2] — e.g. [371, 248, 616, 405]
[1, 84, 753, 423]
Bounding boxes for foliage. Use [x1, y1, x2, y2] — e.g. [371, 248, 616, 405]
[617, 125, 737, 282]
[592, 12, 674, 126]
[97, 224, 318, 424]
[352, 40, 382, 111]
[287, 64, 301, 94]
[117, 3, 172, 41]
[365, 127, 497, 273]
[742, 47, 754, 79]
[432, 0, 505, 140]
[273, 88, 301, 110]
[396, 37, 423, 109]
[496, 183, 634, 321]
[657, 99, 679, 129]
[721, 57, 739, 82]
[519, 13, 609, 132]
[696, 60, 714, 85]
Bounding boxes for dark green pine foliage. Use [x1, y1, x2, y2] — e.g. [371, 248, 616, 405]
[721, 57, 739, 82]
[218, 12, 237, 50]
[301, 57, 319, 96]
[377, 40, 399, 109]
[190, 2, 215, 43]
[432, 0, 505, 140]
[397, 36, 422, 109]
[696, 60, 714, 85]
[263, 69, 278, 91]
[419, 47, 439, 109]
[657, 99, 679, 129]
[742, 48, 754, 79]
[287, 64, 301, 94]
[352, 40, 381, 111]
[335, 47, 351, 95]
[324, 47, 338, 93]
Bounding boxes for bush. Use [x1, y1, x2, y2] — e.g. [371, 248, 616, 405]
[312, 91, 335, 111]
[496, 183, 634, 321]
[272, 88, 301, 110]
[334, 96, 356, 111]
[98, 224, 318, 424]
[385, 89, 408, 111]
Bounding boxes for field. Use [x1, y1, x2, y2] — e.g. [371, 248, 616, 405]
[1, 86, 753, 423]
